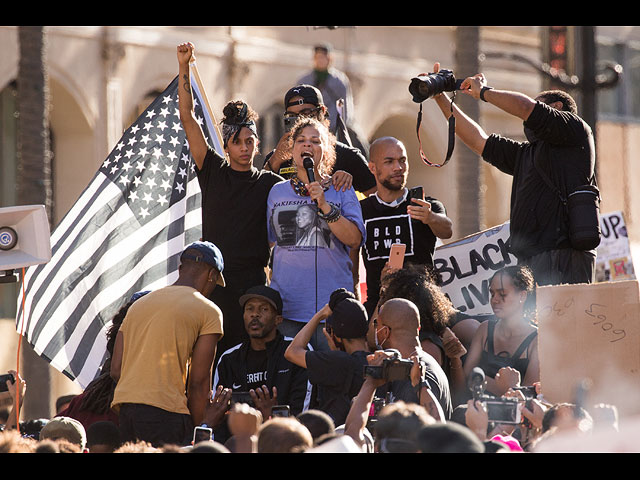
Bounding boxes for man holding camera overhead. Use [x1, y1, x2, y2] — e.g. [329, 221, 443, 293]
[427, 63, 598, 287]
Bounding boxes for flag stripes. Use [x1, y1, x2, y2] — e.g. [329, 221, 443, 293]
[16, 67, 220, 388]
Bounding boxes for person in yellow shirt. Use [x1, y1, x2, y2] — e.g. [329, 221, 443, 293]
[110, 241, 225, 447]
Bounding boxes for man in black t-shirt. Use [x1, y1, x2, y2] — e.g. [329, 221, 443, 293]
[354, 136, 453, 316]
[285, 289, 371, 426]
[431, 62, 597, 286]
[178, 43, 283, 359]
[262, 84, 376, 196]
[372, 298, 453, 421]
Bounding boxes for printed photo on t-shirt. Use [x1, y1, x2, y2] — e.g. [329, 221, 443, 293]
[270, 201, 333, 248]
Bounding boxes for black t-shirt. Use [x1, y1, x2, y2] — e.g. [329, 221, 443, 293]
[360, 190, 446, 313]
[245, 348, 269, 391]
[481, 101, 595, 259]
[379, 349, 453, 421]
[263, 141, 376, 193]
[305, 349, 370, 426]
[196, 148, 283, 275]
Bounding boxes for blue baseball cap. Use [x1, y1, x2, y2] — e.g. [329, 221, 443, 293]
[129, 290, 151, 303]
[180, 241, 225, 287]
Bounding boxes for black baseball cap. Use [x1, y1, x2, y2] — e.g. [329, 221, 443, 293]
[239, 285, 283, 315]
[326, 294, 369, 339]
[284, 84, 324, 110]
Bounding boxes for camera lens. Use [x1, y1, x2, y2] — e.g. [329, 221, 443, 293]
[409, 70, 457, 103]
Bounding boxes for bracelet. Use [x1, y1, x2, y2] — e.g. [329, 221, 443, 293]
[317, 204, 341, 223]
[480, 86, 493, 102]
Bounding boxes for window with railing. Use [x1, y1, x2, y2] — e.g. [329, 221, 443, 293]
[598, 39, 640, 122]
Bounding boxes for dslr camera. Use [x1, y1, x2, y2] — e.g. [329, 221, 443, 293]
[363, 349, 413, 382]
[468, 367, 522, 425]
[409, 69, 464, 103]
[0, 372, 15, 393]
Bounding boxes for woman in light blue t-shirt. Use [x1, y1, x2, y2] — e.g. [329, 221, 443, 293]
[267, 117, 365, 350]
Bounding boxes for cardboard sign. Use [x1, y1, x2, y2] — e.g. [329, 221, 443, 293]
[536, 280, 640, 417]
[596, 211, 636, 282]
[433, 222, 517, 315]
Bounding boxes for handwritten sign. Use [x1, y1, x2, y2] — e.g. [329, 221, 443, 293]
[537, 280, 640, 417]
[433, 222, 517, 315]
[596, 211, 636, 282]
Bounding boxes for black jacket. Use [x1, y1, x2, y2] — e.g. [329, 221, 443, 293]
[213, 332, 311, 415]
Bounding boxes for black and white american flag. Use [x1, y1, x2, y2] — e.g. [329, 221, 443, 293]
[15, 68, 223, 388]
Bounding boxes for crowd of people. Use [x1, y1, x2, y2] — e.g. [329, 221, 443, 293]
[0, 41, 624, 454]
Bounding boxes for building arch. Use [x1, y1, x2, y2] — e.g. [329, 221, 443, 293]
[48, 75, 94, 225]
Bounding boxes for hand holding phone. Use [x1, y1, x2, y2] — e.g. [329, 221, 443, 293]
[408, 186, 424, 201]
[388, 243, 406, 270]
[192, 424, 212, 445]
[271, 405, 290, 418]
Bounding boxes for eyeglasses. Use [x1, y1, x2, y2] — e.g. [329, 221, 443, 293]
[284, 107, 321, 119]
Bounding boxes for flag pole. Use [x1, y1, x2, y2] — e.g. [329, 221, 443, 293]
[189, 60, 225, 154]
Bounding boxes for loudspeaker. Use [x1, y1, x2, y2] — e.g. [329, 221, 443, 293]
[0, 205, 52, 280]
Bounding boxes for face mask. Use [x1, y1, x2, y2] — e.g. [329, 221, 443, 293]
[374, 325, 389, 349]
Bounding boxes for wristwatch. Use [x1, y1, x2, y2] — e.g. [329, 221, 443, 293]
[480, 86, 493, 102]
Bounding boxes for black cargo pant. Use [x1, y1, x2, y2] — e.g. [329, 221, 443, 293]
[519, 248, 596, 287]
[118, 403, 193, 448]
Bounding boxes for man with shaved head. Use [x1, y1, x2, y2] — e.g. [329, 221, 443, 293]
[353, 136, 453, 316]
[372, 298, 453, 420]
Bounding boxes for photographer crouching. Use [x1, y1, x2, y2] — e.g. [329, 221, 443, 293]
[344, 298, 453, 452]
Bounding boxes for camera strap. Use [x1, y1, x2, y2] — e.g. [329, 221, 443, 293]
[416, 92, 456, 168]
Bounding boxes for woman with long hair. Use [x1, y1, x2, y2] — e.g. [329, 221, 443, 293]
[267, 117, 364, 350]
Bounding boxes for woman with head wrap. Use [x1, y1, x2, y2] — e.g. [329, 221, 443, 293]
[177, 42, 284, 358]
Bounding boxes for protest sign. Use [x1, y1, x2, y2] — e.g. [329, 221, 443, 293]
[536, 280, 640, 417]
[433, 222, 517, 315]
[596, 210, 636, 282]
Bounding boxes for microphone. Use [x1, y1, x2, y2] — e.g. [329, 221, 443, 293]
[303, 155, 315, 183]
[468, 367, 486, 399]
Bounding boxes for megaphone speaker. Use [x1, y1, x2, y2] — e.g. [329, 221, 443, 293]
[0, 205, 52, 273]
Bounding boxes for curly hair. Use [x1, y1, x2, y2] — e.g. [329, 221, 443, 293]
[537, 90, 578, 115]
[78, 300, 133, 415]
[288, 117, 336, 178]
[379, 264, 454, 336]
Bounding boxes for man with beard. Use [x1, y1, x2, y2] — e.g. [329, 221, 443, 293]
[354, 136, 453, 316]
[210, 285, 311, 444]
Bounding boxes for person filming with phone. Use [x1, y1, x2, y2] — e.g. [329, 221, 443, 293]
[353, 136, 453, 316]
